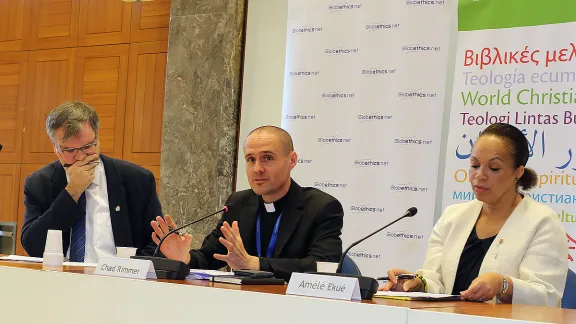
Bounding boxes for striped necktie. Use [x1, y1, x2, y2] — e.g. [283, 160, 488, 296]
[70, 192, 87, 262]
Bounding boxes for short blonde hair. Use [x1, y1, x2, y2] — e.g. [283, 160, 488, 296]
[46, 101, 99, 142]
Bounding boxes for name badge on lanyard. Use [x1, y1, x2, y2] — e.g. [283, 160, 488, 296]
[256, 211, 283, 258]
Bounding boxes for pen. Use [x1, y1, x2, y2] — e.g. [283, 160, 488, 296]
[63, 161, 100, 168]
[376, 274, 417, 281]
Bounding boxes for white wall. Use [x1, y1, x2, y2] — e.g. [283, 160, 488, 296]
[236, 0, 457, 223]
[235, 0, 288, 192]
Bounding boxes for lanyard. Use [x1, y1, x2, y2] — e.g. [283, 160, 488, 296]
[256, 210, 283, 258]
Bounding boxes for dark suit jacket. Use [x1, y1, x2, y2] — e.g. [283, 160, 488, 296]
[189, 180, 344, 280]
[21, 154, 162, 257]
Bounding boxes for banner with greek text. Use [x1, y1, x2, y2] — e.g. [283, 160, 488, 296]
[443, 0, 576, 271]
[282, 0, 452, 276]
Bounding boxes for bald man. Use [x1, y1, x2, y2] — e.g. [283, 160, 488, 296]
[152, 126, 344, 280]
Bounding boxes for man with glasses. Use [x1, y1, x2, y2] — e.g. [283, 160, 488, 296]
[21, 101, 162, 262]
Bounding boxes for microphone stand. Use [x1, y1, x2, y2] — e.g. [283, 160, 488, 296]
[313, 208, 417, 300]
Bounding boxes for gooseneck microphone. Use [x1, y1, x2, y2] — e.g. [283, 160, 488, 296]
[133, 205, 231, 280]
[153, 205, 230, 257]
[315, 207, 418, 300]
[336, 207, 417, 273]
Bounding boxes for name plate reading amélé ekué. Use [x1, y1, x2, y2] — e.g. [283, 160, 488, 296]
[286, 273, 361, 300]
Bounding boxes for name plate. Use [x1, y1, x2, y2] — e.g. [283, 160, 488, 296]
[286, 273, 361, 301]
[95, 257, 157, 280]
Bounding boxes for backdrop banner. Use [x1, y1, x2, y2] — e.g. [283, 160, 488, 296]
[282, 0, 452, 276]
[443, 0, 576, 271]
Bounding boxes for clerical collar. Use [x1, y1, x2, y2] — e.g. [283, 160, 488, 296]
[260, 189, 290, 214]
[264, 202, 275, 212]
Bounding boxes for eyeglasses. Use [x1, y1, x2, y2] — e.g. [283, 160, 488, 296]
[57, 141, 98, 157]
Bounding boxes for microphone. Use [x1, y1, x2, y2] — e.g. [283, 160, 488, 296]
[315, 207, 418, 300]
[336, 206, 417, 273]
[0, 144, 2, 152]
[132, 205, 231, 280]
[152, 205, 230, 257]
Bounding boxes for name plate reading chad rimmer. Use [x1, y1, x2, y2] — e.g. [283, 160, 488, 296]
[95, 257, 157, 280]
[286, 273, 361, 301]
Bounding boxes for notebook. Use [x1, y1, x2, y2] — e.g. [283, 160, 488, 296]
[211, 275, 286, 285]
[188, 269, 234, 280]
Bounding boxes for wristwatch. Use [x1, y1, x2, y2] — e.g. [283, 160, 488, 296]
[499, 274, 509, 296]
[415, 274, 428, 293]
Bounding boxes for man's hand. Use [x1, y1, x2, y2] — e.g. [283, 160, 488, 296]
[62, 153, 99, 201]
[151, 215, 193, 264]
[214, 221, 260, 270]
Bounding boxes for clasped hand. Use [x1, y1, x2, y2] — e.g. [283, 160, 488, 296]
[60, 153, 99, 202]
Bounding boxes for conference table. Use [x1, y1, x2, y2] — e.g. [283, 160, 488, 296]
[1, 260, 574, 324]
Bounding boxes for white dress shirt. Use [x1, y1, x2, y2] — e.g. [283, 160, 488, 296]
[66, 162, 116, 263]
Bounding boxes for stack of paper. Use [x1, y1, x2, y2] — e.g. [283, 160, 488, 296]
[0, 255, 97, 267]
[0, 255, 42, 263]
[374, 291, 461, 301]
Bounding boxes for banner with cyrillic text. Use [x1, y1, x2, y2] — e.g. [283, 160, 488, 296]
[282, 0, 452, 276]
[443, 0, 576, 271]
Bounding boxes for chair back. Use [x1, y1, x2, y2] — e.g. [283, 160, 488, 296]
[0, 222, 17, 255]
[562, 269, 576, 309]
[340, 254, 361, 275]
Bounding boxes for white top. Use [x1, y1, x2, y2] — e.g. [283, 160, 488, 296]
[66, 162, 116, 263]
[418, 196, 568, 307]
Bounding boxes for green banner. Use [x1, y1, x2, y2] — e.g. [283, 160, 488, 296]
[459, 0, 576, 31]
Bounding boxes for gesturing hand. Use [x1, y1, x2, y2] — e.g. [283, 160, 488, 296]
[151, 215, 193, 264]
[213, 221, 260, 270]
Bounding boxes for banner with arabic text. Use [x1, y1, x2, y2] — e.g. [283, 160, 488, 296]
[443, 0, 576, 270]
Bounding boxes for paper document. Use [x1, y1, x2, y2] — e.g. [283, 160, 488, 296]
[64, 262, 97, 267]
[0, 255, 96, 267]
[188, 269, 234, 280]
[374, 291, 461, 301]
[0, 255, 42, 263]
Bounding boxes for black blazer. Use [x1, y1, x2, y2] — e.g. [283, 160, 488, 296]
[21, 154, 162, 257]
[189, 180, 344, 280]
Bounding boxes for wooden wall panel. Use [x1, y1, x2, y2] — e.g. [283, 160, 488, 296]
[130, 0, 170, 42]
[16, 164, 44, 256]
[23, 48, 76, 164]
[78, 0, 131, 46]
[3, 1, 172, 257]
[142, 165, 160, 193]
[29, 0, 80, 50]
[124, 41, 167, 166]
[0, 0, 32, 52]
[0, 52, 28, 164]
[0, 164, 21, 225]
[74, 44, 129, 159]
